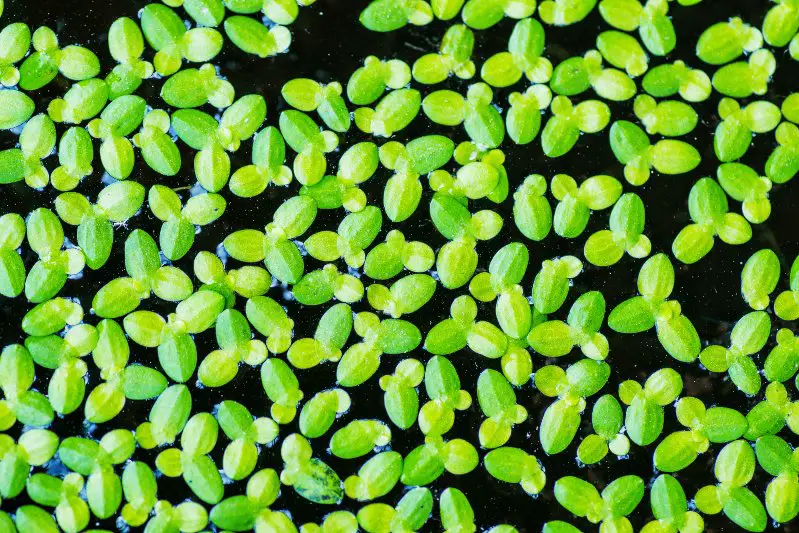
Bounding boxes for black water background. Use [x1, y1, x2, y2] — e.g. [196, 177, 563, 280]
[1, 0, 799, 531]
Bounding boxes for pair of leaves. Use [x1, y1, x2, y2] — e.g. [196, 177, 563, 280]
[608, 254, 701, 362]
[528, 291, 609, 360]
[541, 96, 610, 158]
[715, 98, 781, 162]
[140, 4, 223, 75]
[24, 208, 85, 303]
[717, 163, 773, 225]
[280, 434, 343, 505]
[84, 319, 166, 424]
[0, 213, 26, 298]
[633, 94, 697, 137]
[359, 0, 433, 32]
[224, 195, 316, 284]
[641, 59, 711, 102]
[412, 24, 475, 84]
[654, 396, 747, 472]
[86, 94, 146, 181]
[672, 177, 752, 264]
[197, 309, 268, 388]
[599, 0, 676, 56]
[609, 120, 701, 186]
[584, 192, 651, 266]
[354, 88, 421, 138]
[336, 312, 421, 387]
[287, 303, 350, 371]
[0, 113, 55, 188]
[551, 173, 622, 238]
[106, 17, 154, 99]
[695, 440, 767, 532]
[699, 311, 771, 395]
[577, 394, 629, 464]
[535, 359, 611, 454]
[92, 229, 193, 319]
[19, 26, 99, 90]
[480, 18, 551, 88]
[619, 368, 683, 446]
[55, 180, 144, 269]
[422, 83, 505, 148]
[554, 475, 644, 531]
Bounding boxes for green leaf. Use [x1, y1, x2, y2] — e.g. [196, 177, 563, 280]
[741, 248, 780, 310]
[360, 0, 432, 32]
[0, 89, 34, 129]
[224, 16, 291, 58]
[696, 18, 762, 65]
[603, 475, 645, 517]
[725, 487, 767, 532]
[554, 476, 602, 518]
[540, 400, 581, 454]
[654, 431, 701, 472]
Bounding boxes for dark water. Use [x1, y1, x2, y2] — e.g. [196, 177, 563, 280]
[1, 0, 798, 531]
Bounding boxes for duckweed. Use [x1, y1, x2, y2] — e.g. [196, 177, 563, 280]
[2, 0, 799, 530]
